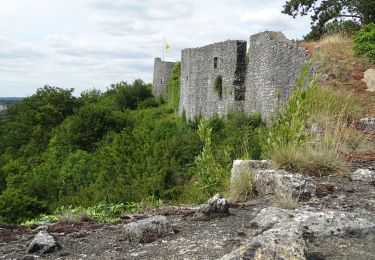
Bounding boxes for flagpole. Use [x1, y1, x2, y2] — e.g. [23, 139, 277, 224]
[163, 37, 165, 61]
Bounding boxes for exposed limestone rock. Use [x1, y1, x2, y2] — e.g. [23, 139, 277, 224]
[359, 117, 375, 133]
[221, 224, 305, 260]
[251, 207, 375, 237]
[194, 194, 229, 220]
[230, 161, 316, 200]
[221, 206, 375, 259]
[230, 160, 270, 183]
[352, 168, 375, 182]
[363, 68, 375, 92]
[27, 231, 62, 254]
[255, 170, 316, 199]
[123, 215, 175, 243]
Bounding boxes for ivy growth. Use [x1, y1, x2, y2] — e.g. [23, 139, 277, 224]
[213, 75, 223, 99]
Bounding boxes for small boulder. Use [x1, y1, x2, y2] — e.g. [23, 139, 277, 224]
[123, 215, 175, 243]
[352, 168, 375, 182]
[255, 170, 316, 199]
[230, 160, 270, 184]
[27, 231, 62, 254]
[363, 68, 375, 92]
[194, 194, 229, 220]
[359, 118, 375, 133]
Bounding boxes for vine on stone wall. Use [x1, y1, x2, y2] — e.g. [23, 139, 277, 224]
[213, 75, 223, 99]
[167, 62, 181, 112]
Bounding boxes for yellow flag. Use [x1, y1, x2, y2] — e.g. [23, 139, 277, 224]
[163, 40, 170, 53]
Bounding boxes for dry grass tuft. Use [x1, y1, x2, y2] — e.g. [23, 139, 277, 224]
[229, 169, 256, 202]
[273, 193, 299, 209]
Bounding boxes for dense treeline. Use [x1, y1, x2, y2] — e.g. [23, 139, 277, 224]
[0, 80, 263, 223]
[0, 97, 23, 106]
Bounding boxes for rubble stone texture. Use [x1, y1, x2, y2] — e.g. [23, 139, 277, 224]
[152, 58, 175, 100]
[179, 40, 247, 119]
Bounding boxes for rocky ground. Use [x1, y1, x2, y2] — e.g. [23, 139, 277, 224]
[1, 156, 375, 259]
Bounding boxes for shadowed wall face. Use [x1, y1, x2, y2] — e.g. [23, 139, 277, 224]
[152, 58, 175, 100]
[179, 40, 247, 119]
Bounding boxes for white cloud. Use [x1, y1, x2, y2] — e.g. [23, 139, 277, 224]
[0, 0, 311, 97]
[239, 8, 290, 27]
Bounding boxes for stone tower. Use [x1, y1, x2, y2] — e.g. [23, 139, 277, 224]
[245, 31, 309, 118]
[152, 58, 175, 100]
[179, 40, 247, 119]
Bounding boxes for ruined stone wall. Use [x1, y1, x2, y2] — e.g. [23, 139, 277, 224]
[152, 58, 175, 100]
[245, 31, 309, 119]
[179, 40, 247, 119]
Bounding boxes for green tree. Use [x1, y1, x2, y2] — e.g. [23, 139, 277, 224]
[282, 0, 375, 40]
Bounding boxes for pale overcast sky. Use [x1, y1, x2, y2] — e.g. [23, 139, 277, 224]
[0, 0, 311, 97]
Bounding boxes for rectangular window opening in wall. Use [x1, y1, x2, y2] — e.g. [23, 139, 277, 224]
[214, 57, 218, 69]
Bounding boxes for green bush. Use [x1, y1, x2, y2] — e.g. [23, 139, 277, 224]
[324, 20, 361, 37]
[0, 77, 266, 223]
[0, 188, 47, 223]
[353, 23, 375, 63]
[111, 79, 153, 110]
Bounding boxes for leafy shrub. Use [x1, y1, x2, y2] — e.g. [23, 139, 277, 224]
[167, 62, 181, 112]
[111, 79, 153, 110]
[213, 75, 223, 99]
[0, 188, 47, 223]
[137, 97, 164, 109]
[261, 62, 312, 157]
[22, 202, 141, 225]
[353, 23, 375, 63]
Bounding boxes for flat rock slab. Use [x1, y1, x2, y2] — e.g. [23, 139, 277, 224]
[27, 231, 62, 254]
[221, 206, 375, 259]
[123, 215, 175, 243]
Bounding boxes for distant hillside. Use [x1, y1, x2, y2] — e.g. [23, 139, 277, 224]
[0, 97, 23, 106]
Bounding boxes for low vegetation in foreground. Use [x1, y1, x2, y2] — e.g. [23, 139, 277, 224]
[1, 28, 374, 224]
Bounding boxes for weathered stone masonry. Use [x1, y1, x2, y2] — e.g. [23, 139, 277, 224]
[152, 31, 309, 119]
[152, 58, 175, 100]
[245, 31, 309, 119]
[179, 40, 247, 119]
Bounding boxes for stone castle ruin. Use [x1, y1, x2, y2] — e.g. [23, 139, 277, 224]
[152, 58, 175, 100]
[153, 31, 310, 119]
